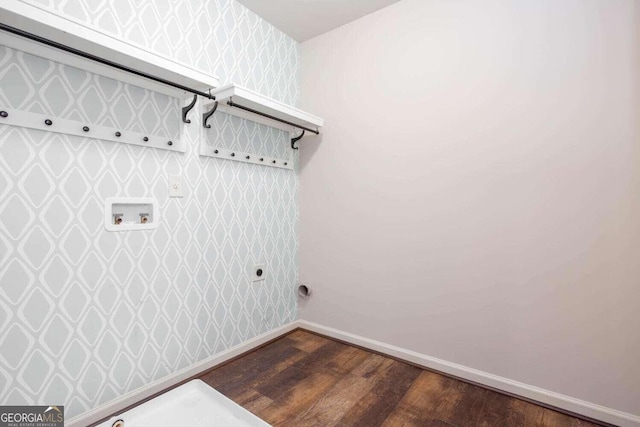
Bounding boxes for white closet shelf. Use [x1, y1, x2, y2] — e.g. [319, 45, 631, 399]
[0, 0, 219, 98]
[206, 85, 324, 133]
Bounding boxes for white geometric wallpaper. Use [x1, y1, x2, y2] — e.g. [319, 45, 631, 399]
[26, 0, 300, 106]
[0, 46, 183, 141]
[204, 112, 291, 161]
[0, 0, 300, 420]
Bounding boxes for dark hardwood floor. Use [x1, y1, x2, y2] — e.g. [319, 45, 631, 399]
[199, 330, 602, 427]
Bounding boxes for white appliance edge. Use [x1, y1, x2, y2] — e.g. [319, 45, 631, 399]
[66, 322, 299, 427]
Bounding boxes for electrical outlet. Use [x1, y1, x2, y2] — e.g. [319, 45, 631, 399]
[169, 175, 183, 198]
[252, 264, 266, 282]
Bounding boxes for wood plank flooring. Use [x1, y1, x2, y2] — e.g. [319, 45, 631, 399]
[199, 330, 603, 427]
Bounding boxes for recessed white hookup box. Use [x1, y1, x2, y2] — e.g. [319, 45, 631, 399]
[104, 197, 159, 231]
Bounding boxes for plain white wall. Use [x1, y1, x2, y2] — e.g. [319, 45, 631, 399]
[299, 0, 640, 416]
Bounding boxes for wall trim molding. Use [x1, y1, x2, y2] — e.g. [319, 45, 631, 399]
[69, 320, 639, 427]
[298, 320, 640, 427]
[69, 322, 299, 427]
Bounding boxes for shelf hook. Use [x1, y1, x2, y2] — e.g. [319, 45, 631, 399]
[291, 130, 305, 149]
[182, 94, 197, 124]
[203, 101, 219, 128]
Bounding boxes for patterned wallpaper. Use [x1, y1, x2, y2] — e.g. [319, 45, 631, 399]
[204, 113, 291, 161]
[28, 0, 300, 106]
[0, 0, 300, 420]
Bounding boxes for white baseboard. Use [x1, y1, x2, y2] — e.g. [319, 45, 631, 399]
[298, 320, 640, 427]
[68, 322, 298, 427]
[68, 320, 640, 427]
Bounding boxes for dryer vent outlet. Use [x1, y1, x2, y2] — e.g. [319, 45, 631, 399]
[298, 284, 311, 298]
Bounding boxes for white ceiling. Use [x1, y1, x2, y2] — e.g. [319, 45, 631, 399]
[236, 0, 403, 42]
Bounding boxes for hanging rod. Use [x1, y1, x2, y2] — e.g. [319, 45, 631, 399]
[0, 23, 214, 100]
[226, 99, 320, 135]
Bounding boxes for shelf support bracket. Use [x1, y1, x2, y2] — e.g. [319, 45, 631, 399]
[182, 94, 197, 124]
[203, 101, 219, 128]
[291, 130, 305, 150]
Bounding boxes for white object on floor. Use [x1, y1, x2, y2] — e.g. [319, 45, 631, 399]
[96, 380, 271, 427]
[68, 323, 298, 427]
